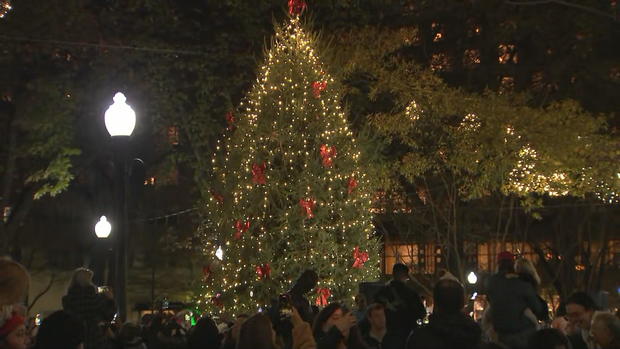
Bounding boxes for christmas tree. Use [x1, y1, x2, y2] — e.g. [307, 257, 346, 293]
[196, 10, 380, 315]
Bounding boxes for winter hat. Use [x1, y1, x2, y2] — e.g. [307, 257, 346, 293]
[0, 312, 24, 338]
[497, 251, 515, 262]
[0, 258, 30, 305]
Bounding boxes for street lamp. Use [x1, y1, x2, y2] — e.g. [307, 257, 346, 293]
[95, 216, 112, 239]
[467, 271, 478, 285]
[104, 91, 136, 322]
[105, 93, 136, 136]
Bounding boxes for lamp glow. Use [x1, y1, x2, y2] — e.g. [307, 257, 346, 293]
[467, 271, 478, 284]
[95, 216, 112, 239]
[104, 92, 136, 136]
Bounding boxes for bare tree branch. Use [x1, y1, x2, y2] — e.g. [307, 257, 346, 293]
[27, 271, 56, 313]
[506, 0, 618, 21]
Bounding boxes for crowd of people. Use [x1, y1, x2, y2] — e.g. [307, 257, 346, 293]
[1, 252, 619, 349]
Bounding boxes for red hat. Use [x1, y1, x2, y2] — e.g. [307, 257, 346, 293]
[0, 312, 25, 337]
[497, 251, 515, 262]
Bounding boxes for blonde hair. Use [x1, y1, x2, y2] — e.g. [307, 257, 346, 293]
[515, 257, 541, 286]
[592, 311, 620, 340]
[67, 267, 95, 292]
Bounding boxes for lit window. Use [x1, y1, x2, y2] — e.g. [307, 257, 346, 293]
[498, 44, 518, 64]
[167, 126, 180, 146]
[144, 177, 156, 186]
[463, 49, 481, 68]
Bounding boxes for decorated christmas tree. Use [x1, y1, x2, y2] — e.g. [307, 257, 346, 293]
[196, 7, 380, 315]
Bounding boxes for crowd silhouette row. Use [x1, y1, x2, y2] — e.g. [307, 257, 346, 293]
[1, 251, 619, 349]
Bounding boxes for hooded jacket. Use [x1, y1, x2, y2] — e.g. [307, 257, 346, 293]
[406, 312, 482, 349]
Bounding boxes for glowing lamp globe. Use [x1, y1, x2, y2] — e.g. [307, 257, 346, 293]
[467, 271, 478, 285]
[95, 216, 112, 239]
[104, 92, 136, 137]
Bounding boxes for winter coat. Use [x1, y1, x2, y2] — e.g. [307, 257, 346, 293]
[373, 280, 426, 337]
[363, 331, 403, 349]
[406, 312, 482, 349]
[486, 272, 544, 334]
[314, 326, 369, 349]
[62, 285, 116, 349]
[292, 321, 316, 349]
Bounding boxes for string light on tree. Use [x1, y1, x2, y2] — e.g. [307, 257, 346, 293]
[195, 11, 380, 315]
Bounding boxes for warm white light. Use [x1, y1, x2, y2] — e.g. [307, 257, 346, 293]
[104, 92, 136, 136]
[216, 246, 224, 260]
[467, 271, 478, 284]
[95, 216, 112, 239]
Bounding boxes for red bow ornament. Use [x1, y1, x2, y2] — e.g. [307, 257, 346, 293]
[352, 247, 369, 268]
[252, 163, 267, 185]
[234, 219, 251, 240]
[320, 144, 337, 167]
[256, 264, 271, 280]
[347, 177, 358, 194]
[312, 81, 328, 98]
[288, 0, 307, 16]
[210, 190, 224, 204]
[299, 198, 316, 219]
[211, 293, 223, 307]
[226, 111, 235, 130]
[315, 287, 331, 306]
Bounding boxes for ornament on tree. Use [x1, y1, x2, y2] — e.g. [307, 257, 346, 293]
[252, 163, 267, 185]
[320, 145, 337, 167]
[255, 264, 271, 279]
[416, 186, 428, 205]
[352, 247, 369, 268]
[312, 81, 328, 98]
[315, 287, 331, 306]
[299, 198, 316, 218]
[288, 0, 307, 16]
[226, 111, 235, 130]
[234, 219, 251, 240]
[211, 293, 224, 307]
[210, 190, 224, 204]
[347, 177, 358, 194]
[202, 265, 211, 281]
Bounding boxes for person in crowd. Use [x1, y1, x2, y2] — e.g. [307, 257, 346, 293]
[62, 268, 116, 349]
[589, 311, 620, 349]
[34, 310, 85, 349]
[117, 322, 146, 349]
[373, 263, 426, 339]
[0, 311, 29, 349]
[353, 295, 367, 323]
[407, 277, 481, 349]
[527, 328, 571, 349]
[552, 303, 571, 336]
[188, 316, 221, 349]
[237, 308, 315, 349]
[362, 303, 400, 349]
[565, 292, 600, 349]
[221, 314, 248, 349]
[486, 251, 544, 349]
[313, 303, 368, 349]
[515, 257, 549, 325]
[288, 270, 319, 324]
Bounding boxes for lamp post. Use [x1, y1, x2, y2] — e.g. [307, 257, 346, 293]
[104, 92, 136, 322]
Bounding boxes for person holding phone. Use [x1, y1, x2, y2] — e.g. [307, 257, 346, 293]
[312, 303, 369, 349]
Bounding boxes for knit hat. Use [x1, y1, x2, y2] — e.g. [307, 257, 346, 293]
[0, 312, 25, 337]
[0, 258, 30, 306]
[497, 251, 515, 262]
